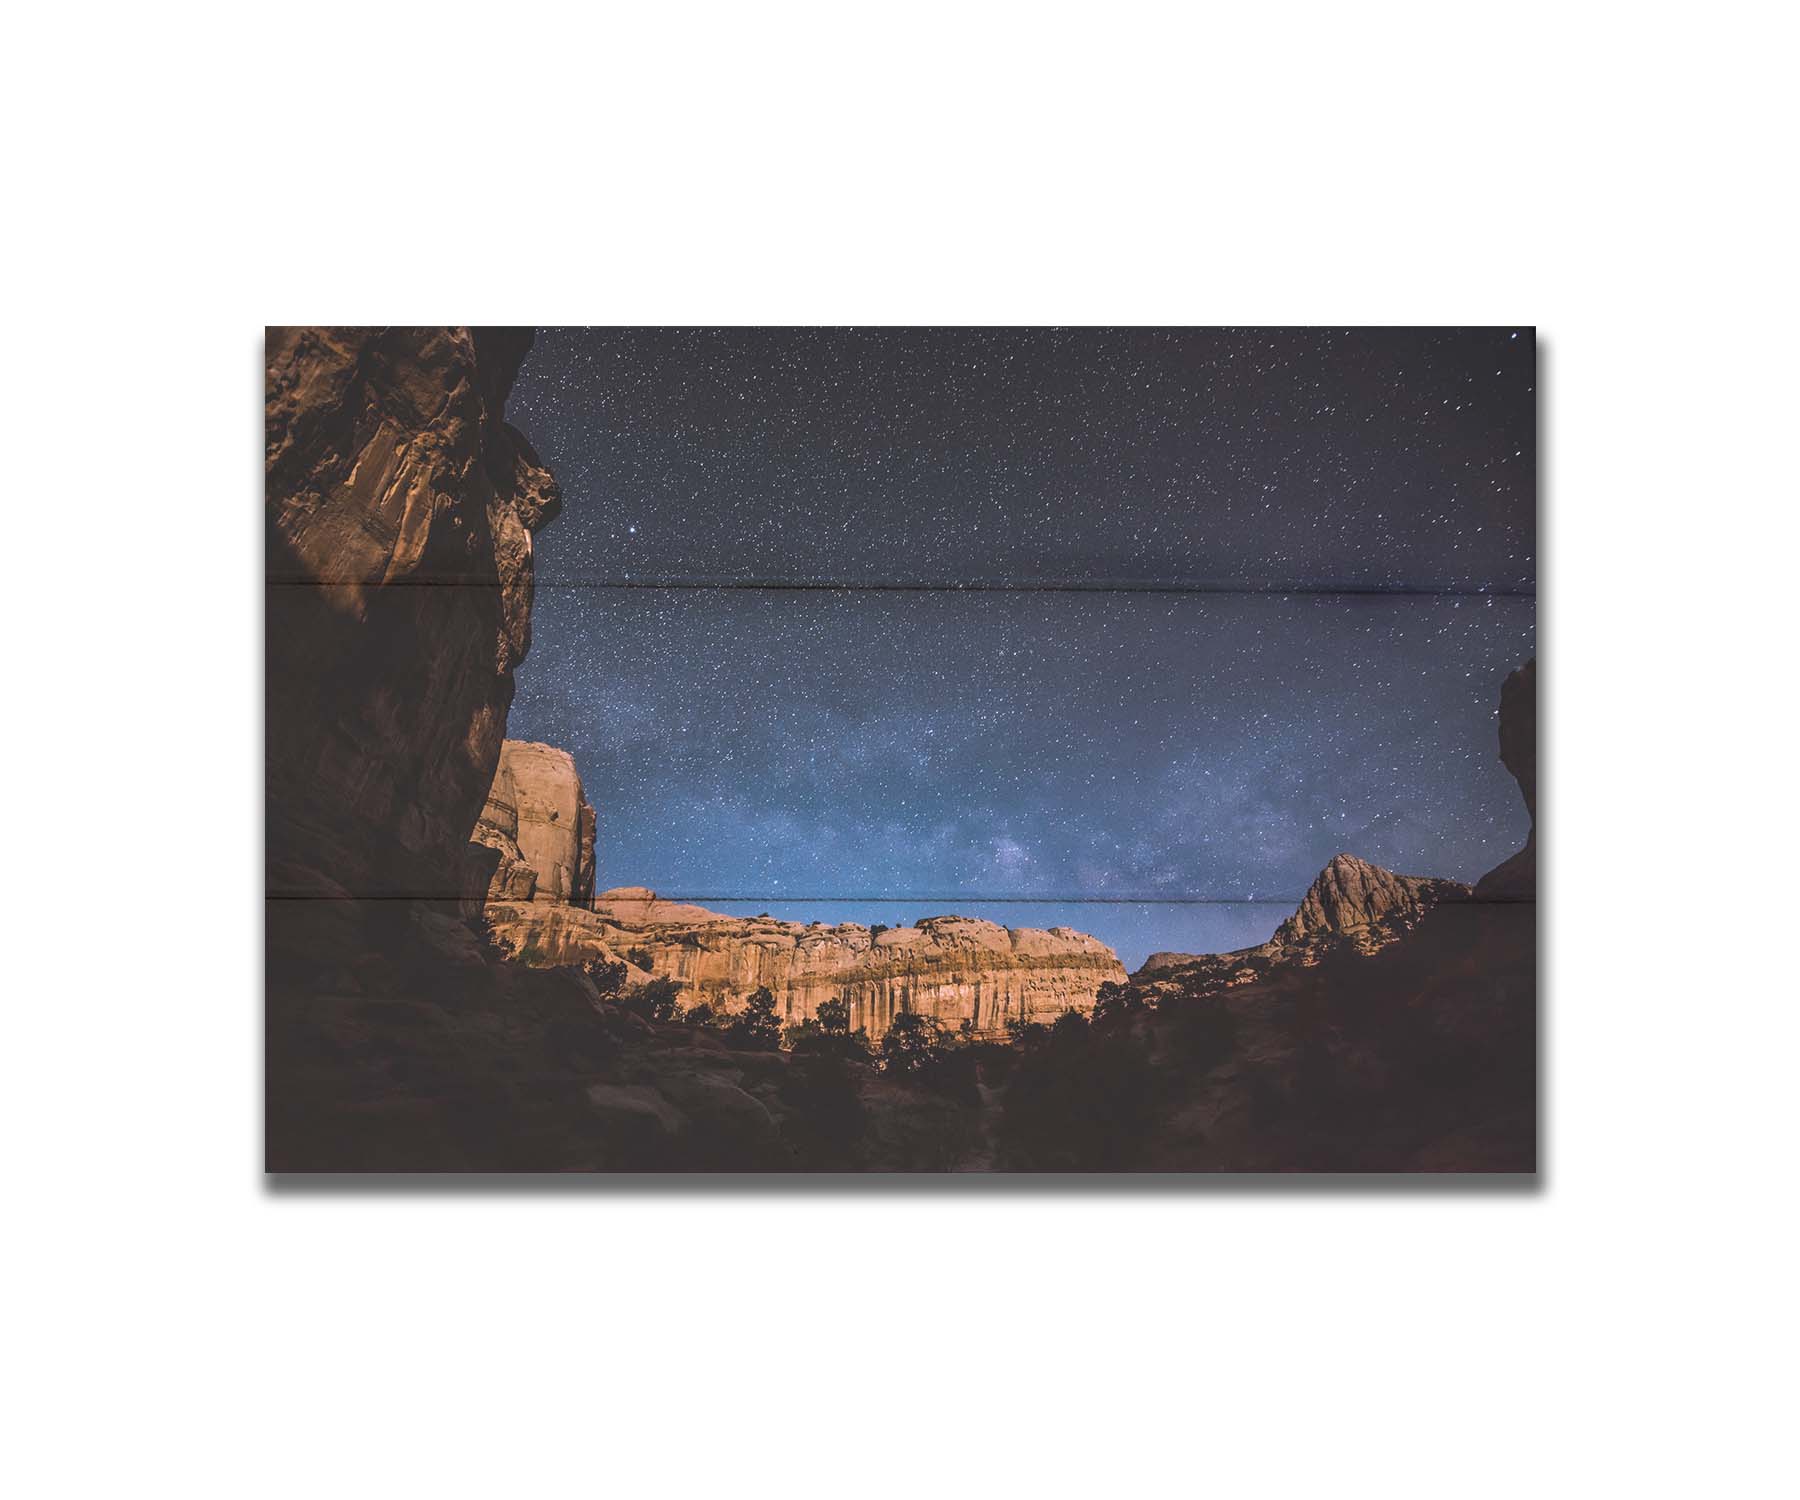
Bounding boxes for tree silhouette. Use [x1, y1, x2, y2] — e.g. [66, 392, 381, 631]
[619, 975, 683, 1024]
[879, 1010, 942, 1075]
[879, 1010, 978, 1104]
[786, 996, 872, 1061]
[725, 986, 784, 1051]
[1090, 980, 1148, 1029]
[582, 959, 629, 1001]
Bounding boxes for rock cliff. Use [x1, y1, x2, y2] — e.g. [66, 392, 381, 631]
[467, 740, 597, 904]
[484, 887, 1127, 1040]
[1272, 852, 1467, 949]
[1135, 852, 1469, 993]
[265, 328, 1024, 1170]
[265, 326, 559, 903]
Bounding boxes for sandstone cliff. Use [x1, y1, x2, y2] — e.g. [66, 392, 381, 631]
[484, 887, 1127, 1041]
[1272, 852, 1468, 949]
[468, 740, 597, 904]
[1135, 852, 1469, 994]
[266, 326, 559, 903]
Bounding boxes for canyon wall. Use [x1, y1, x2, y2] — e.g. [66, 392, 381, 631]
[468, 740, 597, 904]
[265, 326, 559, 903]
[485, 886, 1127, 1040]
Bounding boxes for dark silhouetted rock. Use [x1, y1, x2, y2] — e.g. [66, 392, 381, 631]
[265, 326, 559, 905]
[1476, 658, 1537, 899]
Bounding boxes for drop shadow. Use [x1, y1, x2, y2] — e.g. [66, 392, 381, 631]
[265, 1168, 1541, 1197]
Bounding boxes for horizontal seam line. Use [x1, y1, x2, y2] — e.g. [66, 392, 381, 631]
[264, 892, 1534, 906]
[266, 579, 1537, 599]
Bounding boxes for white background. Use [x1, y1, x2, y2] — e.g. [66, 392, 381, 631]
[4, 3, 1795, 1496]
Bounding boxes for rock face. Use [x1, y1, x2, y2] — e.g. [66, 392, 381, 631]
[1132, 852, 1469, 993]
[1476, 658, 1537, 899]
[265, 327, 559, 903]
[484, 888, 1128, 1041]
[467, 740, 597, 905]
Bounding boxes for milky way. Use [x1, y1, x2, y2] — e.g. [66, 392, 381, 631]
[504, 328, 1535, 967]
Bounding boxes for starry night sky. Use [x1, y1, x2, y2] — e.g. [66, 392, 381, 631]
[504, 328, 1535, 967]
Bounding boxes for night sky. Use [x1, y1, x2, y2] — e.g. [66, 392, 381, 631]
[505, 329, 1535, 967]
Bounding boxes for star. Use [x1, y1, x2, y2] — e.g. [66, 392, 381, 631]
[503, 328, 1534, 967]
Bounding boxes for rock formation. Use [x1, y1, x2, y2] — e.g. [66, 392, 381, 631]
[467, 740, 597, 905]
[265, 326, 559, 903]
[1475, 657, 1537, 899]
[1272, 852, 1467, 949]
[484, 887, 1127, 1041]
[265, 328, 1036, 1170]
[1131, 655, 1537, 991]
[1135, 852, 1469, 994]
[1115, 662, 1538, 1171]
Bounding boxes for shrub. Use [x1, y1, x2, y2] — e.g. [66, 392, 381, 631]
[879, 1010, 942, 1075]
[879, 1011, 978, 1105]
[724, 986, 784, 1051]
[786, 1015, 873, 1062]
[620, 976, 683, 1025]
[582, 958, 629, 1000]
[1091, 980, 1149, 1029]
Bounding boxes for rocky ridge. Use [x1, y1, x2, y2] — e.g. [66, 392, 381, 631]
[1274, 852, 1468, 949]
[1118, 659, 1537, 1170]
[1136, 852, 1470, 994]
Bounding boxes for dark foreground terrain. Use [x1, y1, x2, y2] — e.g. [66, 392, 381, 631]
[269, 875, 1532, 1173]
